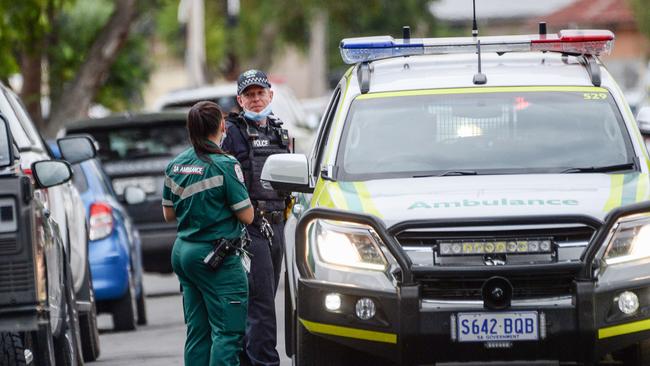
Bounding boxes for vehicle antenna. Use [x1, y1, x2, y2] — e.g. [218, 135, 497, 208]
[403, 26, 411, 42]
[471, 0, 486, 84]
[473, 40, 487, 85]
[472, 0, 478, 38]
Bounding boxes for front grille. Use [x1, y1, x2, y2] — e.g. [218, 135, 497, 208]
[0, 260, 34, 302]
[0, 237, 18, 256]
[395, 225, 594, 300]
[397, 226, 595, 247]
[417, 272, 575, 300]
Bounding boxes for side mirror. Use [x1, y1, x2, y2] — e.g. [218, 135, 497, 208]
[57, 135, 97, 164]
[123, 186, 146, 205]
[0, 114, 14, 169]
[31, 160, 72, 188]
[261, 153, 312, 193]
[636, 107, 650, 135]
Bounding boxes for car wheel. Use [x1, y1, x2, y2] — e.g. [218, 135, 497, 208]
[136, 282, 148, 326]
[112, 271, 137, 331]
[78, 289, 100, 361]
[0, 333, 27, 366]
[78, 264, 100, 362]
[29, 323, 56, 366]
[54, 262, 84, 366]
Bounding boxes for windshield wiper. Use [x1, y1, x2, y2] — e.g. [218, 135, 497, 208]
[560, 162, 636, 174]
[414, 170, 478, 178]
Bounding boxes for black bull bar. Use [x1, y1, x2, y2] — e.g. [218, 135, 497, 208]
[295, 201, 650, 283]
[294, 201, 650, 363]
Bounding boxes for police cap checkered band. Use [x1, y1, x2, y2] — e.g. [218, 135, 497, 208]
[237, 69, 271, 95]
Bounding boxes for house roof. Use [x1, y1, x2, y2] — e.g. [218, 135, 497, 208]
[542, 0, 635, 27]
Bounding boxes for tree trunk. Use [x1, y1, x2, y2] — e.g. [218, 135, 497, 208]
[47, 0, 138, 136]
[19, 51, 44, 131]
[247, 22, 279, 72]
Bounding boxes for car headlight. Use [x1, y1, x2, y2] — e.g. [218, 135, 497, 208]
[603, 215, 650, 265]
[309, 219, 389, 271]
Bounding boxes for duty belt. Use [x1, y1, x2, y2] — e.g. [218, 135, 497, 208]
[256, 210, 284, 224]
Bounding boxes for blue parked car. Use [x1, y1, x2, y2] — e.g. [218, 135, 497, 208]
[51, 142, 147, 330]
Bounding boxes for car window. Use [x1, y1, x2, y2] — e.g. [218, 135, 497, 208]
[79, 123, 189, 162]
[0, 88, 33, 149]
[337, 89, 634, 180]
[4, 89, 45, 151]
[312, 86, 341, 178]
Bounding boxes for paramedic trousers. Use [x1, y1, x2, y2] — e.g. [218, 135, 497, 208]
[172, 238, 249, 366]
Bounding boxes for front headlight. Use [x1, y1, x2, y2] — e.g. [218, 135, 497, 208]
[603, 215, 650, 265]
[309, 219, 389, 271]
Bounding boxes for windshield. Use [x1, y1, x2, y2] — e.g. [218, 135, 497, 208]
[84, 124, 189, 161]
[337, 88, 634, 180]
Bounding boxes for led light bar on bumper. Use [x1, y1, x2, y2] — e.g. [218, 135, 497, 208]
[438, 238, 553, 256]
[340, 29, 615, 64]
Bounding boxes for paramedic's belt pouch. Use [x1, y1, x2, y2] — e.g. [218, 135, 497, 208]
[203, 238, 235, 271]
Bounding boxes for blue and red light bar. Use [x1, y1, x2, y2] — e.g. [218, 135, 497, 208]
[339, 30, 615, 64]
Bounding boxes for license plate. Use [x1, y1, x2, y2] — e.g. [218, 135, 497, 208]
[112, 176, 157, 195]
[456, 311, 538, 342]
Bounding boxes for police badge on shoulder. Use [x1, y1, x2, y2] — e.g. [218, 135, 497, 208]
[234, 164, 245, 183]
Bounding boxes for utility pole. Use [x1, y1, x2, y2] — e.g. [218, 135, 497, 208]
[178, 0, 207, 87]
[308, 10, 328, 97]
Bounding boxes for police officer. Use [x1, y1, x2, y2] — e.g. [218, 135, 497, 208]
[162, 101, 254, 366]
[222, 70, 290, 366]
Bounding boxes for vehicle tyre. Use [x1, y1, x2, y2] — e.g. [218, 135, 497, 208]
[136, 283, 148, 326]
[78, 291, 100, 361]
[30, 324, 56, 366]
[0, 333, 27, 366]
[112, 272, 137, 331]
[284, 271, 294, 357]
[78, 264, 100, 362]
[54, 262, 84, 366]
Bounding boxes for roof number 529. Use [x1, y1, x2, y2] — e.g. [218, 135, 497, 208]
[583, 92, 608, 100]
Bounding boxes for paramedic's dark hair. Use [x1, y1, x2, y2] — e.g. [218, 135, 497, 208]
[187, 101, 225, 162]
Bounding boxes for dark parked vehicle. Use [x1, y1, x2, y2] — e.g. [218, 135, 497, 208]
[62, 112, 188, 273]
[0, 114, 97, 366]
[0, 81, 101, 362]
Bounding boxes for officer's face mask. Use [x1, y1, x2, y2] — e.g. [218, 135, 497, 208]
[243, 104, 272, 122]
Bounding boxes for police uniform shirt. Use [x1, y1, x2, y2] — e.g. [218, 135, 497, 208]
[162, 147, 251, 242]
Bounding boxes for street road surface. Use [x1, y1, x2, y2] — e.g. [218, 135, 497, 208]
[93, 272, 291, 365]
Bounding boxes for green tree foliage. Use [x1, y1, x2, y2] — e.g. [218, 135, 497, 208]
[48, 0, 152, 111]
[0, 0, 151, 127]
[628, 0, 650, 42]
[157, 0, 439, 80]
[0, 0, 61, 81]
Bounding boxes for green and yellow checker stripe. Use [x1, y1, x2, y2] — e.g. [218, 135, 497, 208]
[598, 318, 650, 339]
[311, 180, 383, 218]
[604, 173, 650, 212]
[300, 318, 397, 344]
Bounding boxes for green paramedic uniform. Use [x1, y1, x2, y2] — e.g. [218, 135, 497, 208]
[162, 147, 252, 366]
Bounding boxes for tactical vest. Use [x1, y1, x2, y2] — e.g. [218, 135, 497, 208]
[228, 113, 290, 206]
